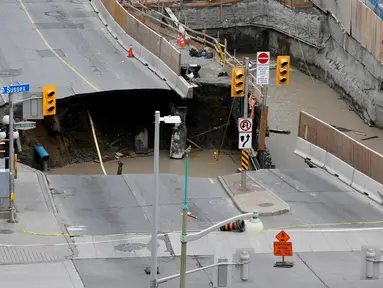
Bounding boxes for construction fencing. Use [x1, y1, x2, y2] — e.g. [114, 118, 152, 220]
[102, 0, 181, 75]
[295, 111, 383, 204]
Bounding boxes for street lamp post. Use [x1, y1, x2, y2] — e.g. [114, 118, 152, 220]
[150, 111, 181, 288]
[179, 146, 191, 288]
[179, 211, 263, 288]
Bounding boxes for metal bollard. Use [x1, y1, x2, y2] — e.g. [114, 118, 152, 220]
[240, 250, 250, 281]
[366, 248, 376, 279]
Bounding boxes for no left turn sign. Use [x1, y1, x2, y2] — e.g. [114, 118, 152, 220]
[238, 118, 253, 132]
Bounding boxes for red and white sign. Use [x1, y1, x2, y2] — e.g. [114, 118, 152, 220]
[238, 118, 253, 132]
[256, 51, 270, 85]
[257, 52, 270, 65]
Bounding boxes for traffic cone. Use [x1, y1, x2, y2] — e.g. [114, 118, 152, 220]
[128, 45, 134, 57]
[179, 35, 185, 49]
[219, 220, 245, 232]
[176, 33, 181, 46]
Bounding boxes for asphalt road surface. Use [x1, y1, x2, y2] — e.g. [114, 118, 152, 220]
[47, 174, 240, 235]
[249, 168, 383, 230]
[0, 0, 169, 103]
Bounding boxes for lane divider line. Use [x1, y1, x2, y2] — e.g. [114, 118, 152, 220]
[18, 0, 100, 92]
[18, 0, 107, 175]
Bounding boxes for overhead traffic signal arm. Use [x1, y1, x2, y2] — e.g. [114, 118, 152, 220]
[231, 67, 245, 97]
[43, 86, 56, 116]
[276, 56, 290, 85]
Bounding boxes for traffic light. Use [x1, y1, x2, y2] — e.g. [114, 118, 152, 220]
[276, 56, 290, 85]
[43, 86, 56, 116]
[231, 67, 245, 97]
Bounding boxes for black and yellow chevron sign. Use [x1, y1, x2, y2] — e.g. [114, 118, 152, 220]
[241, 150, 249, 171]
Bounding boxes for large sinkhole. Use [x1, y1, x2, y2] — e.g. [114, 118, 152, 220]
[14, 85, 239, 168]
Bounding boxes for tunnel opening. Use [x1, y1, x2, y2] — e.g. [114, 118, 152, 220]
[16, 86, 239, 169]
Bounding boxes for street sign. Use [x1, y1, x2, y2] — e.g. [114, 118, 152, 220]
[257, 52, 269, 65]
[23, 92, 44, 120]
[238, 118, 253, 132]
[241, 150, 249, 171]
[238, 132, 252, 149]
[273, 242, 293, 257]
[275, 230, 290, 242]
[1, 84, 30, 94]
[256, 51, 270, 85]
[273, 229, 294, 267]
[14, 121, 36, 130]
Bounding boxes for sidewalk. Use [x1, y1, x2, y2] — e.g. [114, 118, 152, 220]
[0, 163, 84, 287]
[217, 172, 290, 216]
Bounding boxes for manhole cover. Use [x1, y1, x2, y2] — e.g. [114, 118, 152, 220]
[258, 202, 274, 207]
[115, 243, 146, 253]
[0, 229, 13, 234]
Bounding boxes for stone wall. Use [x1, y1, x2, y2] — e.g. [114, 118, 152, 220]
[177, 0, 383, 127]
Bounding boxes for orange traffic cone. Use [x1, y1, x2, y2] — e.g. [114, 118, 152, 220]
[219, 220, 245, 232]
[128, 45, 134, 57]
[176, 33, 181, 46]
[179, 35, 185, 49]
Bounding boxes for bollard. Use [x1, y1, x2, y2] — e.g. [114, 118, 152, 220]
[366, 248, 376, 279]
[240, 250, 250, 281]
[8, 206, 16, 224]
[117, 161, 123, 175]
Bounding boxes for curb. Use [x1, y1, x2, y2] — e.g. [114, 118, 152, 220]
[217, 176, 247, 214]
[18, 163, 79, 257]
[217, 175, 290, 216]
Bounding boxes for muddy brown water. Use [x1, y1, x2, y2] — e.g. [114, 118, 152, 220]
[49, 150, 241, 177]
[50, 62, 383, 175]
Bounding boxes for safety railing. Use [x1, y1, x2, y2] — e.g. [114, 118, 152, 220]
[124, 0, 264, 100]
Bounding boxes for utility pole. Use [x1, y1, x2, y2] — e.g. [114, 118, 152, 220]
[240, 57, 250, 191]
[8, 89, 15, 222]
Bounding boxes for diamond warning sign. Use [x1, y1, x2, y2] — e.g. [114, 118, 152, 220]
[275, 230, 290, 242]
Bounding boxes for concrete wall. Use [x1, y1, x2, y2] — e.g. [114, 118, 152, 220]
[178, 0, 383, 127]
[311, 0, 352, 33]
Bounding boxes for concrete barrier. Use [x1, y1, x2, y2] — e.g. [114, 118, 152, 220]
[351, 170, 383, 204]
[293, 137, 311, 159]
[364, 176, 383, 205]
[309, 144, 327, 168]
[351, 169, 367, 193]
[90, 0, 193, 99]
[324, 153, 355, 186]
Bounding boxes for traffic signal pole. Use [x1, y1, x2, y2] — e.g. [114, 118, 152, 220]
[8, 90, 15, 223]
[240, 57, 250, 192]
[258, 85, 268, 168]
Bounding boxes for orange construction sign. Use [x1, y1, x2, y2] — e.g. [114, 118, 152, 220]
[275, 230, 290, 242]
[274, 241, 293, 256]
